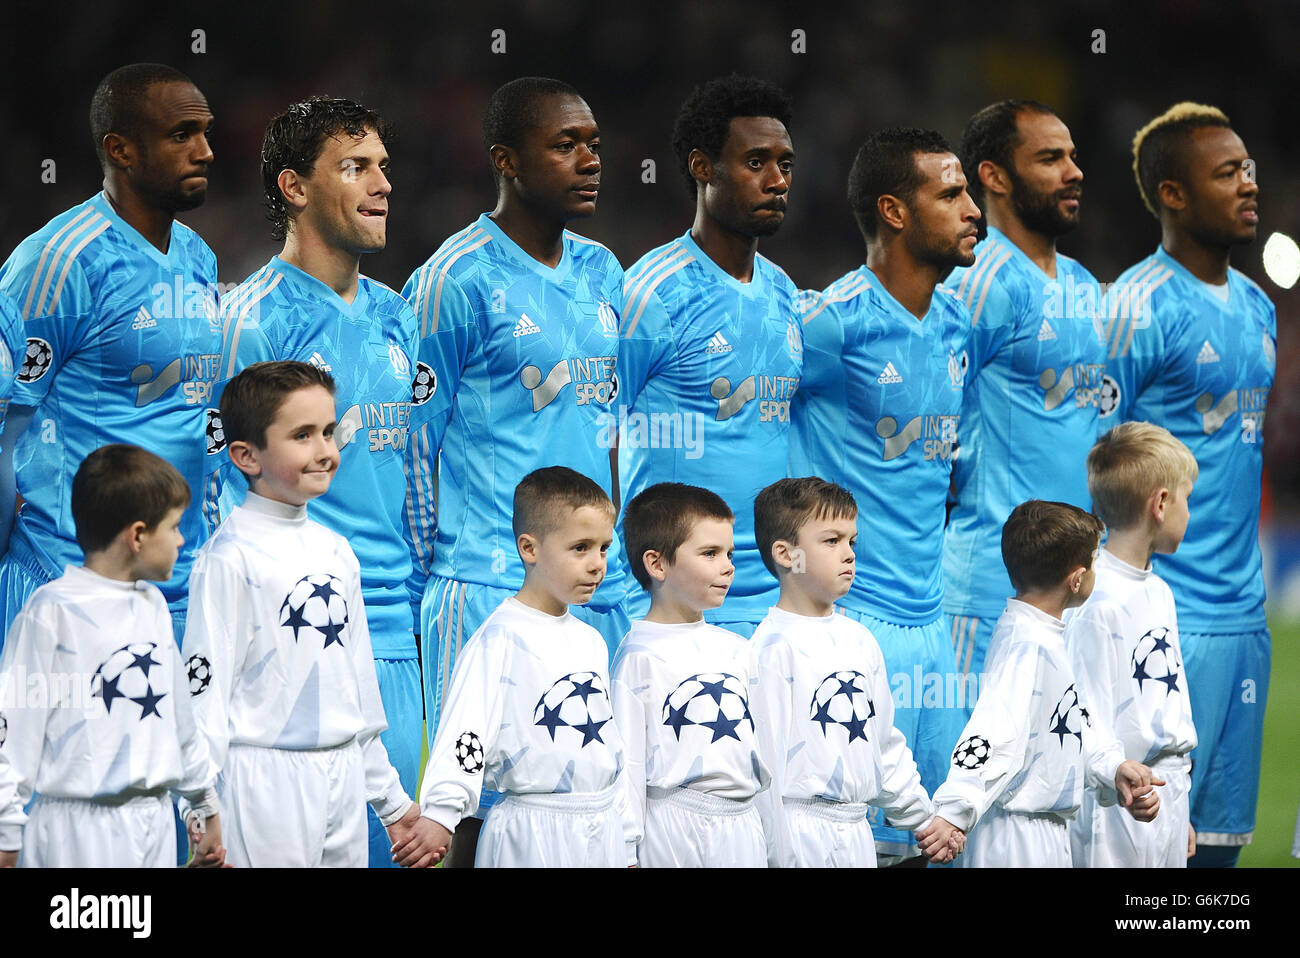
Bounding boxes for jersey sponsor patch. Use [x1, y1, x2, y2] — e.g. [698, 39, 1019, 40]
[131, 306, 157, 330]
[705, 331, 733, 354]
[412, 361, 437, 405]
[512, 313, 541, 338]
[204, 408, 226, 455]
[952, 734, 990, 769]
[877, 361, 903, 384]
[455, 731, 485, 773]
[185, 654, 212, 696]
[18, 337, 53, 383]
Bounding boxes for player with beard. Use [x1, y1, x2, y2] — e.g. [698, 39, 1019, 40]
[1107, 103, 1273, 866]
[789, 127, 978, 864]
[402, 78, 629, 865]
[619, 75, 802, 636]
[941, 100, 1108, 690]
[0, 63, 219, 649]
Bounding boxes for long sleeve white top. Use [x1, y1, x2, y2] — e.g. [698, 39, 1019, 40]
[933, 599, 1125, 832]
[181, 492, 409, 824]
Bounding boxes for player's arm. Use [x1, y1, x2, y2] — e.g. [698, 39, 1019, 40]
[0, 404, 35, 556]
[616, 277, 676, 420]
[748, 638, 797, 868]
[930, 641, 1039, 835]
[0, 747, 24, 865]
[0, 603, 59, 859]
[1065, 604, 1128, 805]
[1100, 281, 1170, 424]
[865, 640, 937, 833]
[610, 646, 647, 865]
[400, 270, 478, 622]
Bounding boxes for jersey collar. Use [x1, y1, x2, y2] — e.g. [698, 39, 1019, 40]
[679, 230, 767, 300]
[92, 191, 183, 270]
[1154, 245, 1236, 312]
[269, 256, 371, 318]
[477, 213, 574, 285]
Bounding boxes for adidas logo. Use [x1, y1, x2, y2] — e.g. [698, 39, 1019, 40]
[513, 313, 541, 338]
[705, 331, 733, 354]
[308, 352, 333, 373]
[131, 307, 156, 331]
[1195, 340, 1220, 364]
[877, 362, 903, 385]
[1037, 319, 1057, 341]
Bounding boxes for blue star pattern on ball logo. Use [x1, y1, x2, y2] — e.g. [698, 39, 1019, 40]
[809, 670, 875, 743]
[1130, 626, 1182, 697]
[660, 673, 755, 744]
[279, 574, 350, 648]
[1048, 683, 1088, 751]
[533, 672, 614, 748]
[91, 642, 167, 721]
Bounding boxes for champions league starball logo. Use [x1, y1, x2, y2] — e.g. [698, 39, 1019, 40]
[454, 731, 484, 773]
[204, 409, 226, 454]
[0, 711, 7, 748]
[412, 362, 437, 405]
[661, 673, 754, 743]
[91, 643, 167, 721]
[1048, 684, 1089, 750]
[533, 672, 613, 748]
[279, 574, 350, 649]
[809, 670, 875, 743]
[1099, 374, 1120, 419]
[186, 655, 212, 696]
[953, 734, 991, 770]
[1131, 626, 1182, 697]
[17, 337, 53, 383]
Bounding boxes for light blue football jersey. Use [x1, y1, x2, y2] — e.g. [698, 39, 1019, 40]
[0, 293, 23, 444]
[941, 227, 1108, 617]
[1105, 246, 1275, 633]
[0, 192, 221, 611]
[619, 232, 803, 624]
[402, 214, 628, 609]
[791, 267, 970, 626]
[209, 257, 419, 658]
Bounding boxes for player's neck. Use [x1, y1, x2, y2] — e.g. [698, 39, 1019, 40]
[83, 547, 143, 584]
[865, 246, 939, 320]
[690, 213, 758, 283]
[514, 581, 568, 618]
[644, 592, 705, 625]
[1161, 225, 1231, 284]
[280, 232, 361, 304]
[776, 585, 834, 619]
[489, 204, 566, 268]
[1013, 589, 1070, 621]
[103, 180, 173, 255]
[988, 208, 1058, 278]
[1103, 530, 1154, 571]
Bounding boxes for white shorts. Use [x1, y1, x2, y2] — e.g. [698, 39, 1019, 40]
[478, 782, 624, 868]
[1073, 760, 1191, 868]
[22, 792, 174, 868]
[785, 798, 878, 868]
[957, 805, 1070, 868]
[639, 786, 766, 868]
[219, 741, 367, 868]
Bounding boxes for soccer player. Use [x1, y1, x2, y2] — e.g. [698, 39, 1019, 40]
[790, 128, 976, 864]
[0, 445, 225, 867]
[941, 101, 1109, 684]
[1066, 422, 1199, 867]
[919, 500, 1162, 868]
[612, 482, 768, 868]
[402, 77, 628, 862]
[415, 468, 631, 868]
[186, 362, 438, 868]
[749, 478, 954, 867]
[1107, 103, 1274, 866]
[208, 97, 420, 868]
[618, 74, 802, 635]
[0, 63, 219, 648]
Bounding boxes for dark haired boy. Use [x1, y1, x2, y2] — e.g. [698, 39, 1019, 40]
[749, 477, 951, 868]
[611, 482, 769, 867]
[919, 500, 1162, 867]
[0, 445, 225, 867]
[184, 361, 440, 867]
[209, 96, 422, 866]
[1109, 103, 1273, 867]
[0, 63, 219, 648]
[415, 467, 633, 868]
[620, 74, 802, 638]
[402, 78, 629, 863]
[791, 127, 977, 863]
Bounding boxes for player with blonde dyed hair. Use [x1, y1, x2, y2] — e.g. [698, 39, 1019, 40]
[1066, 421, 1200, 867]
[1106, 102, 1273, 866]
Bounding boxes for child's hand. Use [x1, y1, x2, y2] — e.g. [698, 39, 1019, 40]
[186, 812, 232, 868]
[1187, 824, 1197, 859]
[0, 850, 16, 868]
[387, 804, 450, 868]
[916, 816, 963, 864]
[1115, 760, 1163, 822]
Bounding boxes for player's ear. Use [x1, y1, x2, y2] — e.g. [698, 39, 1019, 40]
[770, 538, 796, 572]
[227, 440, 261, 479]
[641, 549, 667, 584]
[276, 168, 309, 215]
[490, 144, 519, 183]
[876, 193, 906, 233]
[1150, 486, 1171, 523]
[102, 132, 135, 173]
[687, 149, 713, 190]
[1067, 565, 1085, 594]
[517, 532, 539, 565]
[978, 159, 1010, 200]
[124, 519, 150, 556]
[1157, 179, 1187, 214]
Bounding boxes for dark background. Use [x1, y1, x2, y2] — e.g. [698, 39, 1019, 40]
[2, 0, 1297, 506]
